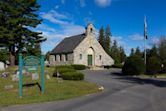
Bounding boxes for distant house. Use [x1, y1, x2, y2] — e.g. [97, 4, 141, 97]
[49, 24, 114, 67]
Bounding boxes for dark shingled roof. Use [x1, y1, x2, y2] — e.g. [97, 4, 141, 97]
[51, 33, 86, 54]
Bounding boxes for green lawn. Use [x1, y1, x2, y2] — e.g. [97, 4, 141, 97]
[0, 67, 99, 106]
[137, 73, 166, 78]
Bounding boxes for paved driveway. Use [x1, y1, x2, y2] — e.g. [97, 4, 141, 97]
[1, 69, 166, 111]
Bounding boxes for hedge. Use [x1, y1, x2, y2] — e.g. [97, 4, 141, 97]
[61, 72, 84, 80]
[112, 64, 123, 68]
[52, 65, 84, 80]
[53, 68, 75, 77]
[71, 64, 86, 70]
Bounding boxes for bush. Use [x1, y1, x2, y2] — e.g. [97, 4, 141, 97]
[160, 60, 166, 73]
[56, 65, 74, 69]
[71, 64, 86, 70]
[53, 65, 74, 77]
[53, 68, 76, 77]
[61, 72, 84, 80]
[112, 64, 123, 68]
[122, 55, 145, 75]
[52, 65, 84, 80]
[146, 56, 161, 75]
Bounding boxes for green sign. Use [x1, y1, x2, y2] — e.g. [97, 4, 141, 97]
[19, 54, 45, 98]
[26, 66, 37, 71]
[23, 56, 41, 66]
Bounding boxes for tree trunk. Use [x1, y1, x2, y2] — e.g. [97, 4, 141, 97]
[9, 45, 15, 66]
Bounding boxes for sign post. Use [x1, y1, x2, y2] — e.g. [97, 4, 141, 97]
[41, 55, 45, 94]
[19, 53, 23, 98]
[19, 53, 45, 97]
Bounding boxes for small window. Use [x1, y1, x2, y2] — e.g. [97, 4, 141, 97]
[80, 54, 82, 60]
[55, 55, 56, 61]
[60, 54, 62, 61]
[90, 28, 93, 33]
[65, 54, 68, 61]
[99, 55, 102, 60]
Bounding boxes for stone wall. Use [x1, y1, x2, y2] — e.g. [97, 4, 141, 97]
[74, 34, 114, 66]
[49, 53, 74, 66]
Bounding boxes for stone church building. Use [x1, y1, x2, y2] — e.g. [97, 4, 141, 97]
[49, 24, 114, 67]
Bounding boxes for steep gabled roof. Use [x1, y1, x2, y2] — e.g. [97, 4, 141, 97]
[51, 33, 86, 54]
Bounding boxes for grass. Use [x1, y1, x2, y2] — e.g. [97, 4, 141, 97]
[0, 66, 99, 106]
[137, 73, 166, 78]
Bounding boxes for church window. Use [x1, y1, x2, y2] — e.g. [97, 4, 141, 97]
[60, 54, 62, 61]
[65, 54, 68, 61]
[55, 55, 56, 61]
[90, 28, 93, 33]
[99, 55, 102, 60]
[80, 54, 82, 60]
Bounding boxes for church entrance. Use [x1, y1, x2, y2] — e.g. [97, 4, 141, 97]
[87, 47, 94, 66]
[88, 55, 93, 66]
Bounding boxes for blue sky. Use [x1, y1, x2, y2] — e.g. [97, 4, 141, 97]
[37, 0, 166, 55]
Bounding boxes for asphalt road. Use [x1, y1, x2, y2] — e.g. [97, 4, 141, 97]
[1, 69, 166, 111]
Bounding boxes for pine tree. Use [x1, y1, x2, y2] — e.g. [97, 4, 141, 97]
[110, 40, 120, 63]
[105, 25, 111, 54]
[130, 48, 135, 56]
[98, 26, 105, 49]
[149, 45, 158, 57]
[119, 46, 126, 63]
[0, 0, 46, 65]
[135, 47, 142, 57]
[158, 37, 166, 73]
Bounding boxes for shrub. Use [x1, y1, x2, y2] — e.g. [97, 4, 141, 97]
[122, 55, 145, 75]
[56, 65, 74, 69]
[61, 72, 84, 80]
[71, 64, 86, 70]
[53, 65, 74, 77]
[104, 66, 111, 69]
[160, 60, 166, 73]
[53, 68, 76, 77]
[52, 65, 84, 80]
[146, 56, 161, 75]
[112, 64, 123, 68]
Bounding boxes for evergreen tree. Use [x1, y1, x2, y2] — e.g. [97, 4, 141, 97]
[119, 46, 126, 63]
[45, 51, 50, 61]
[159, 37, 166, 62]
[135, 47, 142, 57]
[26, 43, 41, 57]
[105, 25, 111, 54]
[0, 0, 46, 65]
[149, 45, 158, 57]
[158, 37, 166, 73]
[130, 48, 135, 56]
[98, 26, 105, 49]
[110, 40, 120, 63]
[0, 48, 9, 64]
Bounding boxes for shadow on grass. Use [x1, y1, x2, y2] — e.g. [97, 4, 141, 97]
[111, 71, 166, 88]
[23, 82, 42, 91]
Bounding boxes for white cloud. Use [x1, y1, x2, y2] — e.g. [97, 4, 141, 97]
[38, 9, 86, 53]
[95, 0, 112, 7]
[151, 37, 160, 45]
[39, 24, 85, 53]
[129, 33, 144, 41]
[40, 10, 70, 25]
